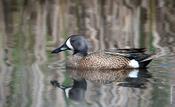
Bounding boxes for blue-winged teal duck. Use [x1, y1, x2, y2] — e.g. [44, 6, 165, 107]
[51, 35, 154, 69]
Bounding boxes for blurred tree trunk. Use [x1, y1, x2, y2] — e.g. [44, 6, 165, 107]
[0, 1, 6, 107]
[0, 0, 6, 68]
[34, 0, 48, 64]
[1, 0, 175, 57]
[155, 0, 175, 52]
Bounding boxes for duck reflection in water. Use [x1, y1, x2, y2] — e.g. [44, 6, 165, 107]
[51, 79, 87, 102]
[51, 68, 151, 102]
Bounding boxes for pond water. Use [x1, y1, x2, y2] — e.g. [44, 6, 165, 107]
[47, 51, 175, 107]
[0, 33, 175, 107]
[1, 44, 175, 107]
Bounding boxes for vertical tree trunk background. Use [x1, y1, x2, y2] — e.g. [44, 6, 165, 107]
[1, 0, 174, 53]
[0, 0, 175, 107]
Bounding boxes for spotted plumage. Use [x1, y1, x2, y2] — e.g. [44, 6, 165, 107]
[66, 51, 130, 69]
[52, 35, 155, 69]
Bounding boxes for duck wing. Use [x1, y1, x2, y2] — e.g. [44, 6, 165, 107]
[104, 48, 146, 53]
[105, 48, 155, 68]
[105, 48, 147, 58]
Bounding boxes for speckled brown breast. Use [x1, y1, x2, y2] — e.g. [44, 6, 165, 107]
[66, 51, 130, 69]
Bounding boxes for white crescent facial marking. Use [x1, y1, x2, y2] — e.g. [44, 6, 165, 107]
[65, 87, 72, 98]
[128, 69, 139, 78]
[129, 59, 139, 68]
[66, 38, 74, 50]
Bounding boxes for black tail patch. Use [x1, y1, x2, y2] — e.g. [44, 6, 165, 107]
[139, 59, 152, 68]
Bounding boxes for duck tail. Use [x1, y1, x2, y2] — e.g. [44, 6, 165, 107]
[139, 54, 156, 68]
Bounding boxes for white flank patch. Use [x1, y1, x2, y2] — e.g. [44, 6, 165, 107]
[65, 87, 72, 98]
[66, 38, 74, 49]
[128, 69, 139, 78]
[129, 59, 139, 68]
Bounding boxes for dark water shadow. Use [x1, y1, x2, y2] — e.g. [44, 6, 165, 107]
[51, 68, 152, 105]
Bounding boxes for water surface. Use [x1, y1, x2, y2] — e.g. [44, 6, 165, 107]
[47, 51, 175, 107]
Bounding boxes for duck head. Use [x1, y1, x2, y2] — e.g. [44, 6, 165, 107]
[51, 35, 88, 56]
